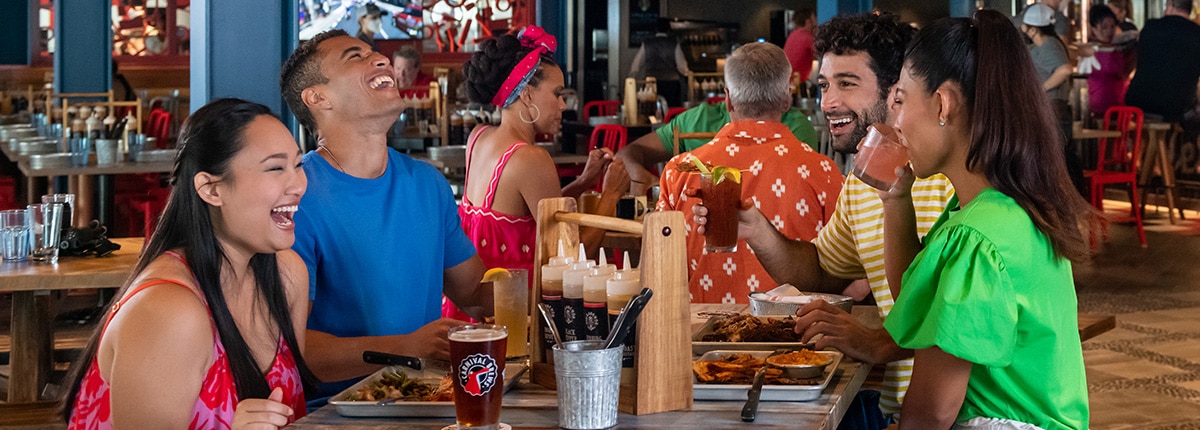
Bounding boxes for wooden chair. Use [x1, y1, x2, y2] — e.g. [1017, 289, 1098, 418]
[1085, 105, 1146, 247]
[671, 125, 717, 156]
[582, 100, 621, 124]
[1139, 119, 1186, 223]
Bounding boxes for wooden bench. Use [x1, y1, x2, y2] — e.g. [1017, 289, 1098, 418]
[0, 400, 64, 427]
[0, 325, 93, 365]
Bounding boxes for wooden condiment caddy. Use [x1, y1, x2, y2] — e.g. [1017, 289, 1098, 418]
[530, 197, 692, 415]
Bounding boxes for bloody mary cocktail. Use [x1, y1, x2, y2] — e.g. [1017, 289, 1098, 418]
[700, 170, 741, 253]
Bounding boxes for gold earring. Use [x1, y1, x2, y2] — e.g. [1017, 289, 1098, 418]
[519, 105, 541, 124]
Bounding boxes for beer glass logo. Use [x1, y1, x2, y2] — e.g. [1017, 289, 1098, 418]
[458, 353, 499, 396]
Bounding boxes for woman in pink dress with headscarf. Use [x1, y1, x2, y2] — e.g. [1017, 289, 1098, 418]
[444, 27, 629, 321]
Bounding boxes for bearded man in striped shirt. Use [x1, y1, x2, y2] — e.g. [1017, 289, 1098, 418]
[696, 12, 955, 428]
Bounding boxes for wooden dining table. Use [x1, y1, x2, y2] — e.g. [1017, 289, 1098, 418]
[1, 237, 143, 403]
[289, 303, 875, 430]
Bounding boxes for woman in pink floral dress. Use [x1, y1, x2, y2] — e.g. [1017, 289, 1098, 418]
[62, 99, 317, 429]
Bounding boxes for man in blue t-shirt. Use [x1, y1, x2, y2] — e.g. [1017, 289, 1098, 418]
[281, 30, 491, 399]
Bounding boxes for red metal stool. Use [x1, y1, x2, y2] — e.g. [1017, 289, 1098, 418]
[1084, 106, 1146, 247]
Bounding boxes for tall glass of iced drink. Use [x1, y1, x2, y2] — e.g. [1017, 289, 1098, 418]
[492, 269, 529, 359]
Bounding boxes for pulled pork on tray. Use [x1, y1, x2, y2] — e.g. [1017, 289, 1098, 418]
[700, 314, 805, 343]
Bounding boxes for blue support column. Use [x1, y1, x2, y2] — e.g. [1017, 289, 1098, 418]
[191, 0, 297, 125]
[0, 1, 34, 64]
[537, 0, 567, 66]
[53, 0, 111, 93]
[817, 0, 874, 24]
[950, 0, 977, 18]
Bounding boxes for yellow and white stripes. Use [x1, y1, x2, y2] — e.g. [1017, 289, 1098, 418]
[811, 173, 955, 416]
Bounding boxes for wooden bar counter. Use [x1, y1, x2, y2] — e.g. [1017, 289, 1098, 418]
[290, 304, 874, 429]
[1, 237, 143, 403]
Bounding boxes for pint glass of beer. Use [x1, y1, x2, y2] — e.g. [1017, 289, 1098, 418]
[449, 324, 508, 429]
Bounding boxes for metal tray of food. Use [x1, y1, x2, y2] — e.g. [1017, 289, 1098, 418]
[692, 350, 841, 402]
[692, 314, 811, 356]
[329, 361, 528, 418]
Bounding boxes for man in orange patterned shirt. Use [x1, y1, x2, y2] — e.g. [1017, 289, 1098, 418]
[656, 42, 843, 304]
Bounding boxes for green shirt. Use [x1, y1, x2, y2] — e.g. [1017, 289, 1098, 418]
[883, 188, 1089, 430]
[654, 102, 819, 154]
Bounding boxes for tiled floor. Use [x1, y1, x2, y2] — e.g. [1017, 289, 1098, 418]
[1077, 201, 1200, 429]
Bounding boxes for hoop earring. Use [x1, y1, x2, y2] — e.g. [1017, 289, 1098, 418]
[519, 105, 541, 124]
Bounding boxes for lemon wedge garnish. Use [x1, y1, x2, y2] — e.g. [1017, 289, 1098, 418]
[713, 166, 742, 184]
[482, 267, 512, 283]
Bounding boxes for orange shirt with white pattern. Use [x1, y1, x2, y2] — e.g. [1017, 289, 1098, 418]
[656, 120, 843, 304]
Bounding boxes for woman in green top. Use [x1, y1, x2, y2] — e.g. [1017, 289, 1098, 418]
[880, 10, 1100, 430]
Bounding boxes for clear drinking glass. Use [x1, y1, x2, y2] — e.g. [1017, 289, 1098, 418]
[43, 194, 76, 229]
[69, 137, 91, 167]
[1, 209, 30, 262]
[851, 123, 909, 191]
[29, 202, 62, 264]
[127, 133, 146, 162]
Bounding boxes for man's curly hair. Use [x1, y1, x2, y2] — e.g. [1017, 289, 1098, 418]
[280, 30, 348, 134]
[814, 12, 915, 99]
[463, 32, 556, 107]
